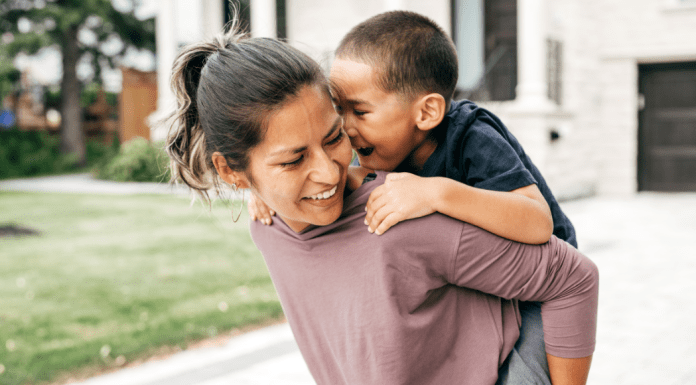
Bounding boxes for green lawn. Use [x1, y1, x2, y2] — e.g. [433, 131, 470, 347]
[0, 192, 282, 385]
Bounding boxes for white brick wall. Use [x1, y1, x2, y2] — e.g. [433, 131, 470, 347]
[540, 0, 696, 196]
[280, 0, 696, 197]
[285, 0, 450, 70]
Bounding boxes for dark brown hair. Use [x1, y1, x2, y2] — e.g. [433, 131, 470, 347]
[335, 10, 458, 105]
[165, 21, 326, 202]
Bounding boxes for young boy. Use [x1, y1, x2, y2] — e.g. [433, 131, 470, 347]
[249, 10, 589, 385]
[329, 11, 576, 248]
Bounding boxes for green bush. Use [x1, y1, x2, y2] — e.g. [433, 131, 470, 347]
[86, 133, 120, 169]
[96, 137, 171, 182]
[0, 129, 76, 179]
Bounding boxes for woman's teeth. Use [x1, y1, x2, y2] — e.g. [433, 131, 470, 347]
[306, 186, 338, 200]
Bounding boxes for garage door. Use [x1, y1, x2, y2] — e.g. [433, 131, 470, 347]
[638, 62, 696, 191]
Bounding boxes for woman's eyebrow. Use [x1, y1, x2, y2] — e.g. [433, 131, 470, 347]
[269, 117, 343, 157]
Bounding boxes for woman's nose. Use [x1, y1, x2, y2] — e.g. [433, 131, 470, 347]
[309, 150, 340, 185]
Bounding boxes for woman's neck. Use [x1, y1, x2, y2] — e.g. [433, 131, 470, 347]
[346, 166, 373, 192]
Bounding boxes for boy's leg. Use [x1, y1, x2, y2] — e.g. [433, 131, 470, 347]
[496, 301, 551, 385]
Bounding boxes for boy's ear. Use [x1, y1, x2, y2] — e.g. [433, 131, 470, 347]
[212, 153, 251, 189]
[414, 93, 446, 131]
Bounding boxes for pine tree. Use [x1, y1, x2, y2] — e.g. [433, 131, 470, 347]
[0, 0, 155, 165]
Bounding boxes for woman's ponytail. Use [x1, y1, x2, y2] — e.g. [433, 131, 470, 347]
[165, 31, 240, 202]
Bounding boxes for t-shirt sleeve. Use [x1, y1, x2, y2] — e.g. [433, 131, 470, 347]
[447, 224, 599, 358]
[459, 117, 537, 192]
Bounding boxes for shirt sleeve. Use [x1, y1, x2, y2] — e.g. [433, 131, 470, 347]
[459, 116, 537, 192]
[447, 224, 599, 358]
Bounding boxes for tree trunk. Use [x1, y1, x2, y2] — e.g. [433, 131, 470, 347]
[60, 25, 86, 166]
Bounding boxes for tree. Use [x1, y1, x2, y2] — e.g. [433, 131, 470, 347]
[0, 0, 155, 165]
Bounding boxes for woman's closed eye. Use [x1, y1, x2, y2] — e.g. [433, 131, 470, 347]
[280, 155, 304, 168]
[353, 109, 367, 116]
[280, 130, 344, 168]
[326, 130, 345, 146]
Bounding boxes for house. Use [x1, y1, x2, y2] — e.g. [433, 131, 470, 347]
[151, 0, 696, 196]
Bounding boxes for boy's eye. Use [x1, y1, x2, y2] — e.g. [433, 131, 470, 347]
[281, 155, 304, 168]
[353, 109, 367, 116]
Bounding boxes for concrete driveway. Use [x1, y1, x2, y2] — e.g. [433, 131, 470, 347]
[3, 175, 695, 384]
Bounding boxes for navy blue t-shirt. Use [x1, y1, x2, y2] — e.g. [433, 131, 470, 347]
[411, 100, 577, 247]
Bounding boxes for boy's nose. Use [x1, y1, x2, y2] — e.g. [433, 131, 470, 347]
[345, 126, 359, 138]
[343, 118, 359, 138]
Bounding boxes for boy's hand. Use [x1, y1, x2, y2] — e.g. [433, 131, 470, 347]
[365, 173, 436, 235]
[248, 192, 275, 225]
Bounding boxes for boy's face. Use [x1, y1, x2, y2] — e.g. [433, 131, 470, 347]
[330, 58, 422, 171]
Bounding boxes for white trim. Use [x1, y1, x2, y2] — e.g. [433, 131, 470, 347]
[601, 49, 696, 63]
[661, 0, 696, 12]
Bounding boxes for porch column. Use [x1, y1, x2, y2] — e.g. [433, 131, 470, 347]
[251, 0, 277, 38]
[202, 0, 224, 37]
[150, 0, 177, 141]
[505, 0, 554, 170]
[515, 0, 554, 110]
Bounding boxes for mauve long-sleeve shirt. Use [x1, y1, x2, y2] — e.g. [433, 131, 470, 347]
[250, 171, 598, 385]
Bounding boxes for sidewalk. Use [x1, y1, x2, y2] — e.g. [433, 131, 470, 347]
[3, 175, 695, 384]
[0, 173, 191, 195]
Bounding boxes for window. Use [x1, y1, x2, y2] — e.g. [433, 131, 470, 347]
[547, 39, 562, 105]
[452, 0, 517, 101]
[224, 0, 286, 38]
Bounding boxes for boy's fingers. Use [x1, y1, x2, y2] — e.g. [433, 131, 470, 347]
[365, 194, 389, 225]
[367, 203, 393, 233]
[366, 186, 385, 209]
[374, 213, 401, 235]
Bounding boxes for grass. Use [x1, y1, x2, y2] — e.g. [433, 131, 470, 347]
[0, 192, 282, 385]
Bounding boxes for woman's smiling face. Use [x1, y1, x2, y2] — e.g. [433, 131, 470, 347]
[239, 84, 353, 232]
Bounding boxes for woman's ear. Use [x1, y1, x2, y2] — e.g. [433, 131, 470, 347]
[212, 153, 250, 189]
[414, 93, 446, 132]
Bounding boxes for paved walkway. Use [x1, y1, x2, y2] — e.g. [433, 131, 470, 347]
[0, 173, 191, 195]
[3, 175, 695, 384]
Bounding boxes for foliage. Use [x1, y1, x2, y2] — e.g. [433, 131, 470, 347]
[0, 0, 156, 164]
[0, 0, 156, 79]
[95, 137, 170, 183]
[0, 192, 281, 385]
[86, 132, 119, 167]
[81, 82, 118, 110]
[0, 129, 76, 179]
[0, 49, 21, 101]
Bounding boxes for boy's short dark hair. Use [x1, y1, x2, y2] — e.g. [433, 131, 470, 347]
[335, 10, 458, 105]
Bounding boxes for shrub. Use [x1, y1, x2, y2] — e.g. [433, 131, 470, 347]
[96, 137, 170, 182]
[87, 133, 120, 170]
[0, 129, 76, 179]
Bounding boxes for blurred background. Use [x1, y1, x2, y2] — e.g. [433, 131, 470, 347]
[1, 0, 695, 384]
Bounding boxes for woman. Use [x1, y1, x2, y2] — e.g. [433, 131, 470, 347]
[165, 24, 598, 385]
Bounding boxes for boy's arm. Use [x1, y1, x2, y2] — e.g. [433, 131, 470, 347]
[547, 355, 593, 385]
[365, 173, 553, 244]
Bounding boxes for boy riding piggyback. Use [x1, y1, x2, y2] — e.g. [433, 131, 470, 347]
[250, 10, 589, 384]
